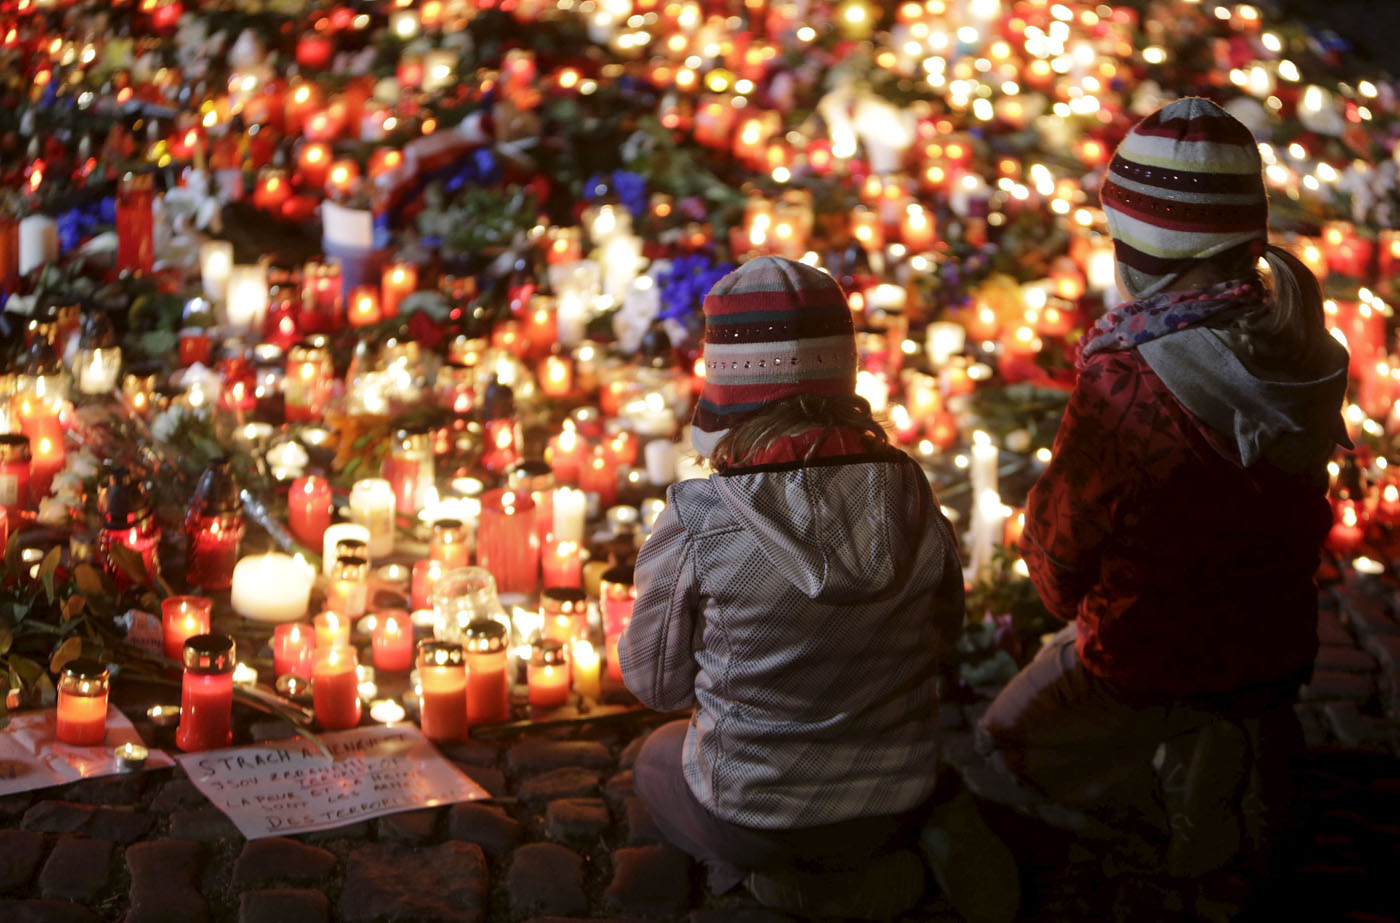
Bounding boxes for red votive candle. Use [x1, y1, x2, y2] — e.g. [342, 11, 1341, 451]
[429, 519, 471, 569]
[176, 634, 236, 752]
[162, 596, 212, 661]
[527, 639, 571, 709]
[601, 566, 637, 682]
[411, 559, 444, 611]
[417, 640, 467, 742]
[272, 622, 314, 678]
[541, 588, 589, 644]
[546, 428, 584, 484]
[541, 539, 582, 589]
[373, 610, 414, 673]
[56, 659, 110, 747]
[0, 434, 32, 522]
[115, 172, 155, 274]
[312, 645, 362, 730]
[178, 329, 213, 367]
[476, 488, 539, 595]
[314, 610, 352, 649]
[289, 475, 332, 549]
[464, 619, 511, 725]
[580, 450, 619, 508]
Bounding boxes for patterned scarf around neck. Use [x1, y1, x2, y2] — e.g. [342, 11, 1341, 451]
[1076, 278, 1264, 370]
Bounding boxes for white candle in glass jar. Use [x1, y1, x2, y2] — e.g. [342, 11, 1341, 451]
[225, 263, 269, 332]
[644, 439, 676, 487]
[199, 240, 234, 303]
[553, 487, 586, 544]
[970, 431, 998, 498]
[350, 478, 396, 558]
[230, 553, 316, 622]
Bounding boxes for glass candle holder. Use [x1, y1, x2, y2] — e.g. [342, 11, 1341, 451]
[311, 645, 362, 730]
[350, 478, 396, 558]
[601, 566, 637, 682]
[162, 596, 212, 661]
[322, 522, 372, 575]
[314, 611, 352, 649]
[175, 633, 236, 752]
[464, 619, 510, 725]
[541, 588, 589, 644]
[508, 461, 555, 546]
[429, 518, 470, 569]
[541, 539, 582, 589]
[383, 427, 434, 516]
[56, 658, 110, 746]
[412, 558, 444, 611]
[98, 469, 160, 589]
[416, 640, 467, 742]
[288, 475, 332, 549]
[185, 459, 244, 591]
[272, 622, 314, 678]
[527, 639, 571, 709]
[284, 340, 333, 423]
[116, 172, 155, 274]
[430, 567, 507, 643]
[326, 555, 369, 618]
[373, 610, 414, 673]
[476, 489, 539, 595]
[0, 433, 33, 522]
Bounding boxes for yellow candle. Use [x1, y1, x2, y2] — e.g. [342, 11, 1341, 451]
[572, 640, 601, 700]
[314, 611, 350, 649]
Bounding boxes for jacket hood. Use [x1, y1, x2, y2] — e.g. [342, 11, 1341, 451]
[708, 451, 931, 603]
[1138, 324, 1352, 472]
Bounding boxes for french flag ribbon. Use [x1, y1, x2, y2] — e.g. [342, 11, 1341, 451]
[371, 109, 495, 233]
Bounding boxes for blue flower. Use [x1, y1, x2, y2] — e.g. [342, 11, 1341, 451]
[656, 254, 735, 321]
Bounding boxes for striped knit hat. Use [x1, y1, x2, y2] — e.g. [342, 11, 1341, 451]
[691, 256, 857, 458]
[1101, 97, 1269, 300]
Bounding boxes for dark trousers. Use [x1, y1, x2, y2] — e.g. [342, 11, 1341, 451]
[633, 719, 916, 893]
[973, 626, 1304, 858]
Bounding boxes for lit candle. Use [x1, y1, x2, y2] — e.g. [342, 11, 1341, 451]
[429, 519, 470, 569]
[476, 489, 539, 595]
[322, 522, 372, 575]
[161, 596, 211, 661]
[347, 286, 382, 328]
[970, 431, 999, 497]
[325, 158, 360, 196]
[1003, 507, 1026, 551]
[416, 640, 467, 742]
[288, 476, 332, 549]
[56, 659, 110, 747]
[175, 633, 236, 752]
[601, 566, 636, 682]
[546, 428, 585, 484]
[229, 553, 315, 622]
[0, 434, 32, 522]
[464, 619, 511, 725]
[326, 555, 369, 618]
[381, 262, 417, 318]
[312, 645, 362, 730]
[284, 341, 333, 423]
[540, 354, 574, 399]
[349, 478, 397, 558]
[199, 240, 233, 302]
[541, 588, 589, 644]
[298, 142, 332, 188]
[527, 639, 571, 709]
[272, 623, 314, 678]
[1327, 499, 1366, 555]
[541, 539, 582, 589]
[314, 611, 351, 649]
[225, 263, 269, 333]
[373, 610, 414, 673]
[579, 449, 618, 508]
[411, 559, 444, 611]
[572, 640, 601, 700]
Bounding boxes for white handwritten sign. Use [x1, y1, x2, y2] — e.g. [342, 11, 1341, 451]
[175, 724, 488, 839]
[0, 707, 175, 796]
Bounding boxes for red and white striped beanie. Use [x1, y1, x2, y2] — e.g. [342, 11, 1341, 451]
[691, 256, 857, 458]
[1100, 97, 1269, 300]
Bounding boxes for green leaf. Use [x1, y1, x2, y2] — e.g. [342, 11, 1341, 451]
[0, 626, 10, 654]
[11, 655, 43, 686]
[74, 563, 105, 597]
[49, 636, 83, 674]
[38, 547, 61, 603]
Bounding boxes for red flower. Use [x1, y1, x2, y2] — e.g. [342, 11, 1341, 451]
[407, 311, 446, 350]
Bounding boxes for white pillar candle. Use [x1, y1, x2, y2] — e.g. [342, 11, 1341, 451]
[553, 487, 587, 544]
[645, 439, 676, 487]
[970, 430, 998, 498]
[925, 322, 967, 367]
[323, 522, 372, 575]
[225, 263, 269, 333]
[76, 347, 122, 395]
[349, 478, 397, 558]
[199, 240, 234, 303]
[230, 553, 316, 622]
[18, 215, 58, 275]
[967, 488, 1007, 582]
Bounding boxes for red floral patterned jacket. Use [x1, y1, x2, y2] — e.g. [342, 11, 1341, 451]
[1022, 349, 1328, 696]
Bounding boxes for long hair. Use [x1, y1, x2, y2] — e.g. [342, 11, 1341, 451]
[707, 393, 888, 470]
[1212, 245, 1332, 374]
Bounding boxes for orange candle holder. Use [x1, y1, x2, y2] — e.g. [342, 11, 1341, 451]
[56, 659, 110, 747]
[311, 645, 362, 730]
[417, 640, 467, 742]
[161, 596, 212, 661]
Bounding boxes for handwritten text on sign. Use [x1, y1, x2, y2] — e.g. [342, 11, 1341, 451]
[175, 724, 487, 839]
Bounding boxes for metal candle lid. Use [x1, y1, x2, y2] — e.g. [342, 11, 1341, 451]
[61, 658, 110, 691]
[335, 538, 369, 559]
[531, 638, 568, 667]
[191, 457, 242, 515]
[182, 633, 235, 674]
[507, 460, 554, 491]
[417, 640, 465, 668]
[98, 466, 152, 529]
[542, 587, 588, 614]
[600, 565, 635, 588]
[463, 619, 508, 654]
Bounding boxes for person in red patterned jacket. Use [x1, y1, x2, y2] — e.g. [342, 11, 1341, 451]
[973, 98, 1352, 881]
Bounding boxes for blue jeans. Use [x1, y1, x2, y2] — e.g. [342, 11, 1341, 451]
[633, 719, 916, 892]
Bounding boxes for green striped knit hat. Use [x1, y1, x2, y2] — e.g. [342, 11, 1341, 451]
[1101, 97, 1269, 299]
[691, 256, 857, 458]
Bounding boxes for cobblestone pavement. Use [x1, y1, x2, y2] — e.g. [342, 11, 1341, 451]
[1, 576, 1397, 922]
